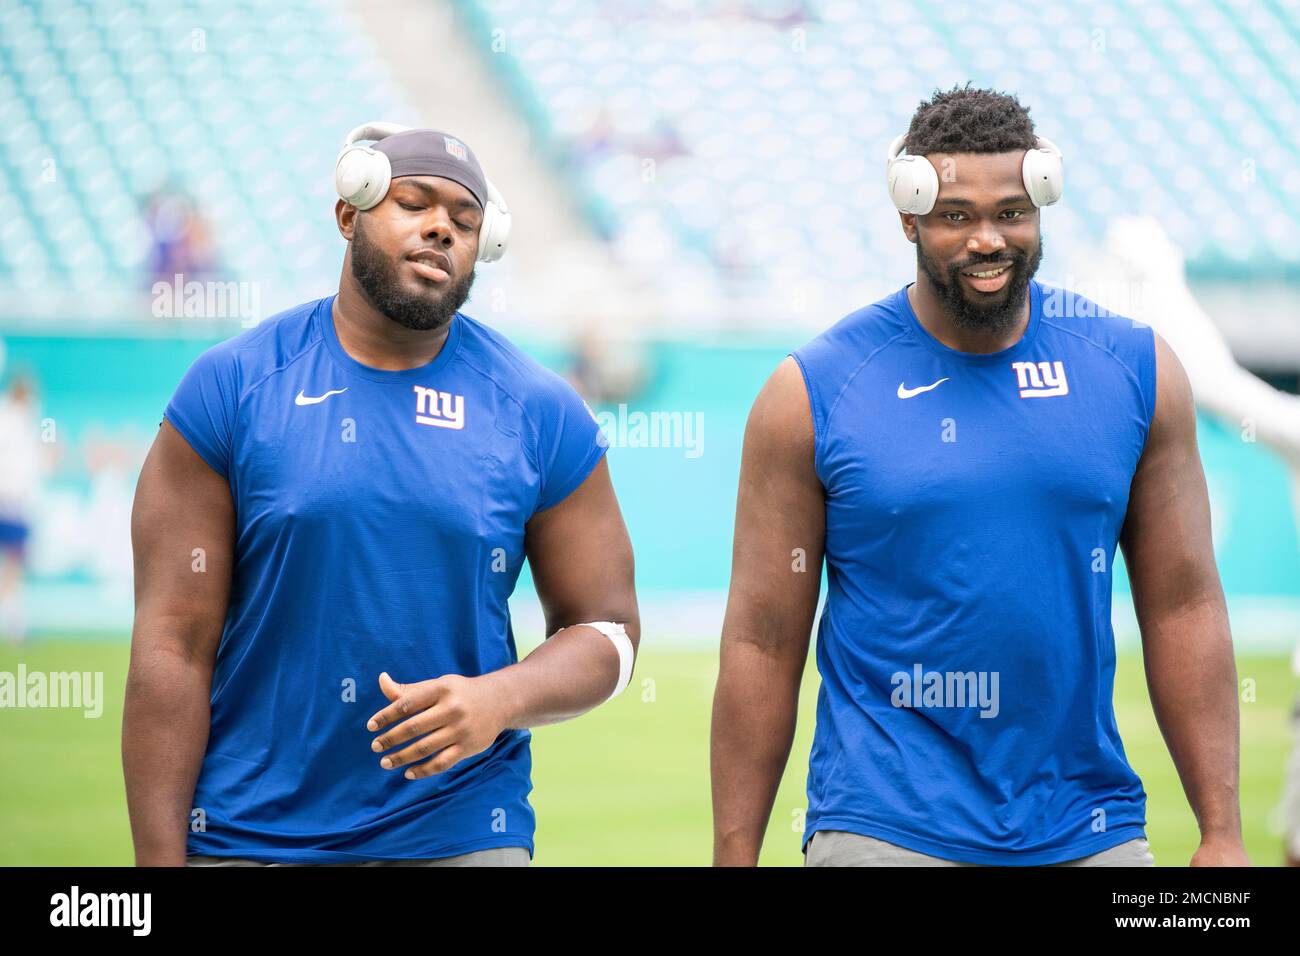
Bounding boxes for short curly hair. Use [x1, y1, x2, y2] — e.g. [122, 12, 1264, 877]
[904, 84, 1037, 155]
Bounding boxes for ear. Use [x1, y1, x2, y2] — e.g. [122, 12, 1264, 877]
[899, 211, 919, 244]
[336, 198, 356, 240]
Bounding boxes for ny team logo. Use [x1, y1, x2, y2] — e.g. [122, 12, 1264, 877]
[413, 385, 465, 429]
[1011, 360, 1069, 398]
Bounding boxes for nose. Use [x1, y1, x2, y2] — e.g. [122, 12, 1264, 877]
[421, 206, 456, 248]
[966, 220, 1007, 257]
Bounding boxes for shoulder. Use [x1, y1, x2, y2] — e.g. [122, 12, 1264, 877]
[750, 356, 815, 447]
[179, 296, 327, 401]
[454, 311, 587, 416]
[1036, 281, 1154, 367]
[1149, 328, 1194, 434]
[793, 286, 912, 379]
[789, 286, 912, 441]
[1036, 280, 1159, 414]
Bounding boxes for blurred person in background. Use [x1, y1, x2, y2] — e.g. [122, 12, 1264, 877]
[565, 323, 647, 404]
[143, 187, 219, 292]
[0, 372, 43, 644]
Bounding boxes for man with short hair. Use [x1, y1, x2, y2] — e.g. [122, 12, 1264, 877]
[124, 126, 639, 866]
[711, 86, 1248, 867]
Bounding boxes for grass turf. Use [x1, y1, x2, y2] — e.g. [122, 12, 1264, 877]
[0, 639, 1294, 866]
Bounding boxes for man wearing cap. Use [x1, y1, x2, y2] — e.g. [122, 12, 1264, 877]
[711, 86, 1248, 866]
[123, 125, 639, 866]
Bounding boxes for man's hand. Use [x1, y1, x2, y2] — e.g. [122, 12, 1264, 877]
[1190, 834, 1250, 867]
[366, 458, 637, 782]
[367, 671, 514, 779]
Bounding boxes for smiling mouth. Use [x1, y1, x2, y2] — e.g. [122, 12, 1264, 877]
[958, 260, 1015, 294]
[962, 264, 1011, 279]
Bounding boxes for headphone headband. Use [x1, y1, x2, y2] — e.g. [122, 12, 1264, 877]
[342, 122, 412, 149]
[334, 122, 511, 263]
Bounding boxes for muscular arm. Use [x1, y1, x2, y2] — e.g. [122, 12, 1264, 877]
[367, 456, 639, 777]
[122, 420, 234, 866]
[1119, 333, 1248, 865]
[496, 455, 640, 727]
[711, 357, 824, 866]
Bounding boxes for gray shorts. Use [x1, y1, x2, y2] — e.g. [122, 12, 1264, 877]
[187, 846, 530, 867]
[804, 829, 1155, 867]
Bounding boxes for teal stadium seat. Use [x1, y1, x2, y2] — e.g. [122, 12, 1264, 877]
[456, 0, 1300, 316]
[1, 0, 421, 306]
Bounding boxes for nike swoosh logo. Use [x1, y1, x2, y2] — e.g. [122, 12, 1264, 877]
[295, 388, 348, 406]
[897, 378, 949, 399]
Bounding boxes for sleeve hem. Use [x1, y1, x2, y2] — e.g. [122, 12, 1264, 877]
[162, 407, 229, 480]
[789, 350, 823, 485]
[533, 440, 607, 515]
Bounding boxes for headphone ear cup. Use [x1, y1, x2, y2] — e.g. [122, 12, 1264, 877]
[335, 145, 391, 211]
[888, 155, 939, 215]
[476, 202, 497, 263]
[476, 199, 511, 263]
[1022, 145, 1063, 207]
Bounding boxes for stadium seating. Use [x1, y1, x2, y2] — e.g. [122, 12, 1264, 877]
[3, 0, 1297, 321]
[457, 0, 1300, 318]
[0, 0, 414, 303]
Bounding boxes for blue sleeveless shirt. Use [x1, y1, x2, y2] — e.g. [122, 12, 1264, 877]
[791, 280, 1156, 865]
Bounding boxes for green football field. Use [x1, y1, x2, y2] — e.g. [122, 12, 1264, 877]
[0, 638, 1294, 866]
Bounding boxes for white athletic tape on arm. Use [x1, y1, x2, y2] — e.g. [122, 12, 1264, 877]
[574, 621, 634, 701]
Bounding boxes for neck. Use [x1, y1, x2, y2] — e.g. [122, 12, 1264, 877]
[332, 268, 452, 371]
[908, 271, 1031, 354]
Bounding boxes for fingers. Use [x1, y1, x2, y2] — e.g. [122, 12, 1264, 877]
[379, 725, 458, 773]
[367, 673, 443, 732]
[371, 701, 452, 754]
[366, 672, 480, 779]
[402, 745, 465, 780]
[378, 671, 404, 703]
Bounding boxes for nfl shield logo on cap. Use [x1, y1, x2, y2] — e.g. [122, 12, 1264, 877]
[444, 136, 468, 162]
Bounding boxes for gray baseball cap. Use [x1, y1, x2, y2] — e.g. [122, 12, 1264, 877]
[374, 129, 488, 209]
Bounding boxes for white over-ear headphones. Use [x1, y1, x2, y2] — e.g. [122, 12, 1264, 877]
[885, 133, 1064, 215]
[334, 122, 511, 263]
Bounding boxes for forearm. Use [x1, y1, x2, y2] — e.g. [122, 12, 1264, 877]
[1140, 593, 1242, 838]
[489, 620, 638, 729]
[121, 631, 215, 866]
[711, 639, 802, 866]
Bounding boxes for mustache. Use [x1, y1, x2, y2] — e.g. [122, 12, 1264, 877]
[951, 251, 1026, 272]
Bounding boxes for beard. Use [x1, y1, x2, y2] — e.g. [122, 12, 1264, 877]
[350, 215, 476, 331]
[916, 231, 1042, 336]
